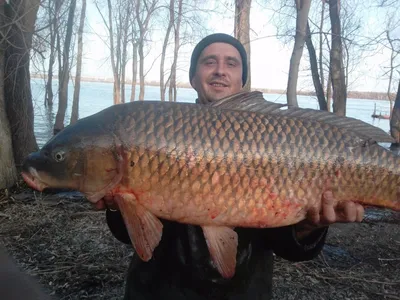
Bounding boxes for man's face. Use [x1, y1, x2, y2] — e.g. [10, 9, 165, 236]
[191, 42, 244, 103]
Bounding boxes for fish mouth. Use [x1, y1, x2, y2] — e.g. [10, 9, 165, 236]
[21, 168, 48, 192]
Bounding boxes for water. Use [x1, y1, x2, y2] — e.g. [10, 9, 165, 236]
[31, 78, 392, 148]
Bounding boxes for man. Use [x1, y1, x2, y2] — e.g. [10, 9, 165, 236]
[105, 33, 364, 299]
[0, 246, 51, 300]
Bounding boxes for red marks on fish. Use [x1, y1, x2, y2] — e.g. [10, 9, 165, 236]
[259, 177, 269, 187]
[250, 177, 259, 189]
[269, 193, 278, 201]
[108, 187, 146, 205]
[208, 208, 220, 220]
[105, 168, 117, 173]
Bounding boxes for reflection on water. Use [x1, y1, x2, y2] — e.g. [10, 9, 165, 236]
[31, 79, 394, 148]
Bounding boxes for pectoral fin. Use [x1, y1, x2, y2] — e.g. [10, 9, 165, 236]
[115, 195, 163, 261]
[201, 225, 238, 279]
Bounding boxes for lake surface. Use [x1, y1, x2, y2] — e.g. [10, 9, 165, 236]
[31, 78, 392, 148]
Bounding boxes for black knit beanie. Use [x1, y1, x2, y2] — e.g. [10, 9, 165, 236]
[189, 33, 248, 87]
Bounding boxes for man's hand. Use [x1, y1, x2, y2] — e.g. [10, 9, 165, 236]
[307, 191, 364, 225]
[295, 191, 365, 240]
[93, 195, 119, 211]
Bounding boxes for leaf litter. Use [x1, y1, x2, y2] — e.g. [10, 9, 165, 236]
[1, 179, 399, 300]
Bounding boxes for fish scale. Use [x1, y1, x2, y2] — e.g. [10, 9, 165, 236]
[21, 92, 400, 279]
[107, 102, 397, 228]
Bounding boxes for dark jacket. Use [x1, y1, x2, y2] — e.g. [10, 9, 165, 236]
[106, 209, 328, 300]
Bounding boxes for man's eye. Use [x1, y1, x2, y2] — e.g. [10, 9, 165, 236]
[205, 60, 216, 65]
[227, 61, 237, 67]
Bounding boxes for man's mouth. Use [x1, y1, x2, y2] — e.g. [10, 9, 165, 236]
[209, 82, 228, 88]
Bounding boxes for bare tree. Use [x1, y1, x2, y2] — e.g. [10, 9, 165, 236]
[169, 0, 183, 102]
[287, 0, 312, 107]
[234, 0, 252, 92]
[305, 22, 327, 110]
[54, 0, 76, 134]
[390, 80, 400, 145]
[383, 9, 400, 118]
[95, 0, 134, 104]
[0, 4, 17, 188]
[70, 0, 87, 124]
[136, 0, 159, 100]
[319, 0, 326, 95]
[95, 0, 120, 104]
[160, 0, 210, 101]
[2, 0, 40, 166]
[44, 0, 63, 107]
[160, 0, 174, 102]
[121, 3, 132, 104]
[130, 39, 138, 102]
[328, 0, 347, 116]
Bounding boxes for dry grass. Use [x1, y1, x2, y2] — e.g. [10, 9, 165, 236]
[0, 181, 132, 300]
[1, 180, 399, 300]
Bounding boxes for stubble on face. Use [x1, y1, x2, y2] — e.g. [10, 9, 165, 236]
[191, 43, 243, 104]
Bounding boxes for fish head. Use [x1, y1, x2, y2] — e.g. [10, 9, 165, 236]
[21, 116, 123, 203]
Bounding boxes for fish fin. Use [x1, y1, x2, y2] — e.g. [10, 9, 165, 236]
[201, 225, 238, 279]
[115, 195, 163, 261]
[210, 91, 394, 143]
[209, 91, 286, 113]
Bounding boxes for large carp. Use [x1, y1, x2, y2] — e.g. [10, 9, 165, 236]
[21, 91, 400, 278]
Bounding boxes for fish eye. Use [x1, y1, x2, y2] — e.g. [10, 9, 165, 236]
[53, 151, 65, 162]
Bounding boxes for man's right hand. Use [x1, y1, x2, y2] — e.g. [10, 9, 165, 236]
[93, 195, 119, 211]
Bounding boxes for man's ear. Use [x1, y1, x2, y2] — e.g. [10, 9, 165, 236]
[190, 78, 197, 90]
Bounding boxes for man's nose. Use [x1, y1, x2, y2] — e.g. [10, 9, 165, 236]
[214, 62, 227, 76]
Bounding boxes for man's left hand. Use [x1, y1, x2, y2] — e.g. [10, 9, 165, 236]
[295, 191, 365, 240]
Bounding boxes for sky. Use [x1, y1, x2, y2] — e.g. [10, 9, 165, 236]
[74, 0, 399, 93]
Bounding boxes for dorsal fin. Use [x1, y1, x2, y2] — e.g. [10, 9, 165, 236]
[210, 91, 395, 143]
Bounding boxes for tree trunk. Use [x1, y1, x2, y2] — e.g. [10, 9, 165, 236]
[326, 72, 332, 112]
[0, 39, 17, 188]
[343, 40, 350, 89]
[3, 0, 40, 167]
[54, 0, 76, 134]
[97, 0, 121, 105]
[286, 0, 312, 107]
[45, 2, 53, 107]
[70, 0, 86, 125]
[135, 0, 145, 101]
[234, 0, 252, 92]
[390, 80, 400, 145]
[329, 0, 347, 116]
[387, 30, 397, 119]
[138, 37, 145, 101]
[160, 0, 174, 102]
[130, 43, 138, 102]
[169, 0, 182, 102]
[319, 0, 325, 94]
[305, 22, 327, 111]
[45, 0, 61, 108]
[120, 6, 130, 104]
[135, 0, 158, 101]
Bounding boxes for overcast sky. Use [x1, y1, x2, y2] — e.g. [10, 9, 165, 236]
[74, 0, 398, 93]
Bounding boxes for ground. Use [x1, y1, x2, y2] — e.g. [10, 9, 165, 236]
[0, 181, 399, 300]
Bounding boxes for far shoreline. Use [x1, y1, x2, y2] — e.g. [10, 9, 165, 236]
[31, 74, 395, 102]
